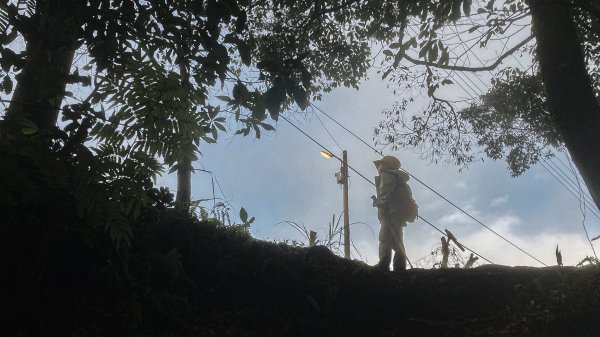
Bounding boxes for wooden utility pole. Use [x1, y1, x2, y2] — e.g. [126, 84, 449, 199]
[342, 150, 350, 259]
[175, 62, 192, 212]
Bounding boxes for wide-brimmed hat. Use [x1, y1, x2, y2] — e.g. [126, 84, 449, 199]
[373, 155, 401, 170]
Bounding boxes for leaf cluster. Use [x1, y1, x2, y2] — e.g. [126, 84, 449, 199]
[0, 109, 175, 249]
[373, 0, 582, 175]
[90, 50, 224, 173]
[459, 68, 563, 175]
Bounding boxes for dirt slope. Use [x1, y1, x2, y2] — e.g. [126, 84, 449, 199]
[3, 213, 599, 337]
[187, 219, 600, 337]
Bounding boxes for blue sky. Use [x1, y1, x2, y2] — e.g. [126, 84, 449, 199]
[157, 70, 600, 267]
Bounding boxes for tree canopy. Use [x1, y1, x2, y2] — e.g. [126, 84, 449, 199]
[3, 0, 600, 215]
[0, 0, 374, 209]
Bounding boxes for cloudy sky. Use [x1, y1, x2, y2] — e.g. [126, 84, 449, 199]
[156, 63, 600, 268]
[3, 4, 597, 269]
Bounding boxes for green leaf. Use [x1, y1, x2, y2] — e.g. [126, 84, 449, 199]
[2, 75, 12, 94]
[402, 37, 417, 50]
[389, 42, 402, 49]
[211, 125, 218, 140]
[301, 68, 312, 89]
[438, 49, 450, 65]
[236, 40, 251, 66]
[442, 79, 454, 85]
[427, 84, 439, 97]
[382, 68, 393, 79]
[233, 81, 249, 101]
[468, 25, 481, 33]
[293, 86, 308, 110]
[235, 11, 247, 33]
[216, 96, 233, 103]
[264, 87, 283, 120]
[418, 45, 428, 59]
[382, 49, 394, 57]
[252, 102, 267, 120]
[463, 0, 472, 16]
[428, 45, 438, 62]
[451, 0, 462, 20]
[253, 124, 261, 139]
[215, 122, 227, 131]
[261, 123, 275, 131]
[240, 207, 248, 223]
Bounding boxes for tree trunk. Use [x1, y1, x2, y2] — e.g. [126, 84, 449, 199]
[6, 0, 80, 131]
[529, 0, 600, 211]
[176, 164, 192, 210]
[175, 63, 193, 211]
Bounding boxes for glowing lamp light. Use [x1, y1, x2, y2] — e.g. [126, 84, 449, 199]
[320, 151, 333, 159]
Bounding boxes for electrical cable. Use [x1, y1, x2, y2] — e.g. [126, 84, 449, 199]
[418, 216, 493, 264]
[281, 114, 495, 265]
[563, 156, 599, 259]
[555, 154, 598, 208]
[314, 110, 344, 152]
[287, 19, 549, 266]
[447, 18, 600, 258]
[281, 115, 375, 186]
[543, 158, 600, 220]
[311, 103, 545, 266]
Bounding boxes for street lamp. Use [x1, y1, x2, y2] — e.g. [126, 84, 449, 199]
[321, 149, 350, 259]
[320, 150, 333, 159]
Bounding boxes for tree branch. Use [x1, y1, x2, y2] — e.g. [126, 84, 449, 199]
[402, 34, 535, 72]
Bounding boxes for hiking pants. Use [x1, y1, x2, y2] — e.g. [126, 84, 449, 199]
[378, 208, 407, 271]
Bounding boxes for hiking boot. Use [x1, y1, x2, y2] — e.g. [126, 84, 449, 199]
[393, 253, 406, 271]
[377, 254, 392, 271]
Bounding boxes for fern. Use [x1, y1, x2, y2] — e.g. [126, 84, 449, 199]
[91, 48, 225, 173]
[0, 4, 8, 36]
[17, 0, 35, 16]
[0, 0, 36, 36]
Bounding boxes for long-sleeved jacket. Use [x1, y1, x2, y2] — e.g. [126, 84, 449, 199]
[375, 170, 410, 212]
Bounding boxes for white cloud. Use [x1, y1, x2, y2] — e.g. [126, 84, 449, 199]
[454, 181, 468, 190]
[460, 215, 596, 266]
[491, 195, 509, 207]
[437, 211, 472, 228]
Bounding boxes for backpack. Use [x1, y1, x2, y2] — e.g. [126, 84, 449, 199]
[392, 173, 419, 223]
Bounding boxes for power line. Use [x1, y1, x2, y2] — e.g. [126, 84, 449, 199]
[561, 156, 599, 259]
[543, 158, 600, 220]
[407, 23, 559, 266]
[418, 216, 493, 264]
[300, 22, 548, 266]
[281, 115, 374, 186]
[555, 154, 598, 208]
[311, 103, 383, 156]
[406, 23, 489, 99]
[314, 110, 343, 152]
[281, 114, 495, 264]
[409, 169, 546, 266]
[312, 103, 546, 266]
[446, 19, 600, 258]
